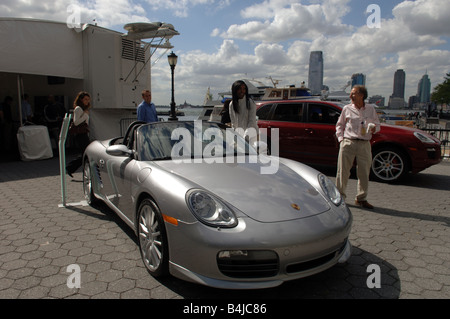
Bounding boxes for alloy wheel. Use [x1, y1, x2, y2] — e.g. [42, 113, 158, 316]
[371, 149, 406, 182]
[83, 161, 94, 204]
[138, 200, 168, 276]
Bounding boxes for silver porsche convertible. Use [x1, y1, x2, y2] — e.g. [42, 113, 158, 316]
[82, 120, 352, 289]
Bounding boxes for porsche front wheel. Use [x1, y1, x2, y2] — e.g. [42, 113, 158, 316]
[137, 199, 169, 277]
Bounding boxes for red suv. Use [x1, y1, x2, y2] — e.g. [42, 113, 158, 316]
[256, 100, 442, 182]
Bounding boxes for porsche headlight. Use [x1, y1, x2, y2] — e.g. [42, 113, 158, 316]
[187, 190, 237, 228]
[318, 174, 342, 206]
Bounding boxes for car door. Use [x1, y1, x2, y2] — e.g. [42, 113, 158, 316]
[108, 154, 136, 222]
[99, 137, 137, 224]
[302, 102, 341, 166]
[258, 102, 306, 161]
[256, 102, 274, 140]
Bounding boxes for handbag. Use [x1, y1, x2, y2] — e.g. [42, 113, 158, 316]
[68, 121, 89, 135]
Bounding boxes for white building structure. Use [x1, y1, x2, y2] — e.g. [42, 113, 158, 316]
[0, 18, 178, 140]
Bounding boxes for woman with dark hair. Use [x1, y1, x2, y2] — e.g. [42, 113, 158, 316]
[229, 80, 258, 143]
[220, 99, 231, 126]
[66, 91, 91, 177]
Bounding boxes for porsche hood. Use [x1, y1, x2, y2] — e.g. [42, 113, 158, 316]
[155, 160, 331, 223]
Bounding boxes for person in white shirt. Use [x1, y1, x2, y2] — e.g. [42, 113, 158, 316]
[335, 85, 380, 209]
[229, 80, 258, 145]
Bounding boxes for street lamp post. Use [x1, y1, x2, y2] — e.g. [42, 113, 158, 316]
[168, 51, 178, 121]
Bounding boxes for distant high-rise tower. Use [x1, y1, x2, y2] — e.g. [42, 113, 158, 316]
[389, 69, 406, 108]
[417, 72, 431, 103]
[351, 73, 366, 87]
[308, 51, 323, 95]
[392, 69, 405, 99]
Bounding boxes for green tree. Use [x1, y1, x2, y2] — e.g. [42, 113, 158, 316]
[431, 72, 450, 105]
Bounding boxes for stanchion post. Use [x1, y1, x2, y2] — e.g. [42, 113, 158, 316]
[59, 113, 72, 207]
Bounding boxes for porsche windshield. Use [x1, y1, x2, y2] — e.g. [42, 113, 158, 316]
[137, 121, 258, 161]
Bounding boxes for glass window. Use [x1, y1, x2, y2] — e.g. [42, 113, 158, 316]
[137, 122, 257, 161]
[272, 103, 303, 122]
[256, 104, 273, 120]
[308, 103, 340, 124]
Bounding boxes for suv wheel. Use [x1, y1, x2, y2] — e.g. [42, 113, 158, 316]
[371, 147, 408, 182]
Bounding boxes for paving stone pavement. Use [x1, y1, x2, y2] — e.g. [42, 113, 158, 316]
[0, 156, 449, 299]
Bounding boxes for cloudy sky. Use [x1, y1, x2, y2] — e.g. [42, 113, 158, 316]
[1, 0, 450, 105]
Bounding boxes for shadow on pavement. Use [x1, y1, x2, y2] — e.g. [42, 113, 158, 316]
[356, 204, 450, 227]
[0, 157, 60, 182]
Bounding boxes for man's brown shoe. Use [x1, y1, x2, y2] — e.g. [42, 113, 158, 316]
[355, 200, 374, 209]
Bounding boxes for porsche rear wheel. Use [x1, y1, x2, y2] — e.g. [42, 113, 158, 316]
[137, 199, 169, 277]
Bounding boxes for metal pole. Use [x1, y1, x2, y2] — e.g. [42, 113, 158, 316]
[17, 75, 23, 127]
[169, 65, 178, 121]
[59, 113, 72, 206]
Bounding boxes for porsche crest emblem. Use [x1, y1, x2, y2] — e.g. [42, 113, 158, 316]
[291, 203, 300, 211]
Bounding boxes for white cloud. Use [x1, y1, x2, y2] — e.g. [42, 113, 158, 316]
[255, 43, 289, 65]
[393, 0, 450, 36]
[192, 0, 450, 104]
[218, 0, 353, 42]
[0, 0, 149, 27]
[144, 0, 215, 18]
[78, 0, 149, 26]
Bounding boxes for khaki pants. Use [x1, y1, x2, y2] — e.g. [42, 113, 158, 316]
[336, 138, 372, 201]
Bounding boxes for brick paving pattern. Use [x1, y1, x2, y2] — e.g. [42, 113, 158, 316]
[0, 157, 449, 299]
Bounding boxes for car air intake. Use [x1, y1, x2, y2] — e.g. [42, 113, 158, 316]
[217, 250, 279, 278]
[285, 240, 348, 274]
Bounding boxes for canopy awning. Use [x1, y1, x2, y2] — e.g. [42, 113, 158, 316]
[0, 18, 84, 79]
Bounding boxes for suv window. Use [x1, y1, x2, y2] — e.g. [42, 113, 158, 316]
[256, 104, 273, 120]
[272, 103, 303, 122]
[307, 103, 340, 124]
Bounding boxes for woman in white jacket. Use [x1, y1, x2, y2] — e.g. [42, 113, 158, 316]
[229, 80, 259, 144]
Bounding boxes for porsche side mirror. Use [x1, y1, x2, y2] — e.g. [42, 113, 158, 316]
[106, 144, 133, 157]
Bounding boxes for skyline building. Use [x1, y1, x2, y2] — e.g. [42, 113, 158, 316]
[351, 73, 366, 87]
[389, 69, 406, 108]
[392, 69, 406, 99]
[308, 51, 323, 95]
[417, 72, 431, 103]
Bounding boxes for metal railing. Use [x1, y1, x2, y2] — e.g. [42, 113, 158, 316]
[119, 118, 137, 136]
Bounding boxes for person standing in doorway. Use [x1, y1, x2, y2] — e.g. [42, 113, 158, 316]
[21, 94, 33, 123]
[335, 85, 380, 209]
[137, 90, 158, 123]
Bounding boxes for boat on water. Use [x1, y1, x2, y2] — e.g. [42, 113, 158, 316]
[217, 79, 317, 101]
[198, 79, 320, 121]
[261, 83, 315, 100]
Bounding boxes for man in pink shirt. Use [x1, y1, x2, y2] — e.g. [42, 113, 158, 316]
[335, 85, 380, 209]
